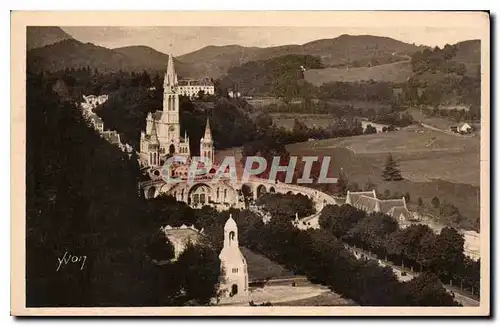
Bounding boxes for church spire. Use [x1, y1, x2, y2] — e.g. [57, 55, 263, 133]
[164, 53, 178, 88]
[203, 117, 212, 141]
[150, 120, 159, 145]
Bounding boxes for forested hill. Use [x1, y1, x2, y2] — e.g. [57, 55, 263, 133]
[179, 34, 420, 78]
[26, 71, 220, 306]
[27, 26, 74, 50]
[220, 54, 322, 97]
[28, 32, 420, 78]
[27, 40, 192, 76]
[409, 41, 481, 109]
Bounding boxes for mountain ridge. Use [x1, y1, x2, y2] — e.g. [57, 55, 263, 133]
[27, 26, 74, 50]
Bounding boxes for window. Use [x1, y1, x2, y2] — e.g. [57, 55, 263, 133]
[232, 268, 238, 273]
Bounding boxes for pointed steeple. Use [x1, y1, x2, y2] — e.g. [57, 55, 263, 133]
[164, 53, 178, 88]
[150, 120, 159, 145]
[203, 117, 212, 142]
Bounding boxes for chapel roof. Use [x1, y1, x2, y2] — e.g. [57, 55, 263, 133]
[378, 198, 406, 214]
[355, 195, 379, 212]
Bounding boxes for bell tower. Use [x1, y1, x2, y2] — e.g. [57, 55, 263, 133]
[200, 117, 214, 164]
[218, 215, 249, 301]
[160, 53, 181, 152]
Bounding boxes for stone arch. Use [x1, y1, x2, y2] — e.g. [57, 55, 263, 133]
[269, 186, 276, 193]
[187, 183, 212, 208]
[231, 284, 238, 297]
[286, 191, 293, 195]
[256, 184, 267, 198]
[146, 187, 156, 199]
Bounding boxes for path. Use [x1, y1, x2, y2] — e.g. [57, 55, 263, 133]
[346, 245, 480, 307]
[419, 122, 474, 138]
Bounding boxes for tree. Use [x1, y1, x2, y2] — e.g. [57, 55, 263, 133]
[319, 204, 367, 238]
[364, 180, 376, 191]
[336, 169, 348, 195]
[382, 154, 403, 181]
[364, 124, 377, 135]
[405, 272, 458, 306]
[431, 196, 441, 209]
[418, 197, 423, 207]
[146, 230, 175, 262]
[197, 89, 206, 100]
[404, 192, 411, 203]
[175, 243, 221, 305]
[348, 182, 361, 192]
[426, 227, 465, 279]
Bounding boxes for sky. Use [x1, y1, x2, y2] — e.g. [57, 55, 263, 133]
[61, 26, 483, 56]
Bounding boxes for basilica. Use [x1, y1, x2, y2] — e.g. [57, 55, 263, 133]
[139, 54, 214, 167]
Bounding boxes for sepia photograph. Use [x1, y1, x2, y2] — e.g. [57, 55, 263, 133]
[11, 11, 490, 316]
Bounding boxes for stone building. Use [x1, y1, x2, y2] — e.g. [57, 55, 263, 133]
[218, 215, 249, 303]
[345, 190, 411, 221]
[139, 54, 214, 167]
[177, 77, 215, 98]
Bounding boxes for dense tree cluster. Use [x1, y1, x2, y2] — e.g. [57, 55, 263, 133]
[255, 193, 316, 219]
[318, 204, 480, 295]
[232, 209, 458, 306]
[221, 54, 323, 98]
[26, 71, 221, 307]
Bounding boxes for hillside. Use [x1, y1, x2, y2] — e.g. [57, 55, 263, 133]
[26, 26, 74, 50]
[113, 45, 192, 76]
[304, 60, 413, 86]
[220, 54, 322, 96]
[27, 40, 191, 76]
[452, 39, 481, 75]
[179, 34, 420, 78]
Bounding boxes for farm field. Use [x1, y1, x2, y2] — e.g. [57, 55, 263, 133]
[286, 125, 480, 224]
[304, 60, 412, 86]
[406, 107, 461, 130]
[270, 113, 337, 130]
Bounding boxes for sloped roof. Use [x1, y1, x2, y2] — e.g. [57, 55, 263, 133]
[88, 114, 103, 124]
[103, 130, 120, 144]
[354, 195, 379, 212]
[347, 190, 376, 205]
[378, 198, 406, 214]
[387, 206, 411, 220]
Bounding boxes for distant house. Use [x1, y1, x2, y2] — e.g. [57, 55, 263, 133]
[88, 114, 104, 133]
[345, 190, 411, 222]
[228, 89, 241, 99]
[458, 122, 473, 133]
[102, 130, 121, 145]
[160, 224, 203, 261]
[449, 126, 458, 133]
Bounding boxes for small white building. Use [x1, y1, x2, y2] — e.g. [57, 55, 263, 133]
[218, 215, 249, 303]
[228, 89, 241, 99]
[88, 114, 104, 133]
[458, 122, 473, 133]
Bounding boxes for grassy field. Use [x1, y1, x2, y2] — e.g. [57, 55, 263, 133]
[270, 113, 337, 130]
[304, 60, 413, 86]
[241, 247, 296, 281]
[406, 107, 462, 130]
[286, 125, 480, 225]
